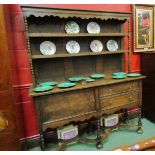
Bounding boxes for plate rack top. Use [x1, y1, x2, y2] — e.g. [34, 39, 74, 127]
[21, 6, 131, 21]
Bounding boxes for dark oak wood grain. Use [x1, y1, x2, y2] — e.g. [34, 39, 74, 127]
[0, 5, 21, 150]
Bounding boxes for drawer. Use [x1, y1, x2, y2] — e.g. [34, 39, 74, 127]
[40, 89, 96, 122]
[99, 81, 140, 97]
[100, 91, 140, 110]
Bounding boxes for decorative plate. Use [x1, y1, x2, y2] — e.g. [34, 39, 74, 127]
[112, 75, 127, 79]
[68, 77, 83, 82]
[87, 22, 100, 34]
[90, 40, 103, 52]
[58, 82, 76, 88]
[127, 73, 141, 77]
[65, 21, 80, 34]
[40, 81, 57, 86]
[113, 72, 127, 76]
[40, 41, 56, 55]
[106, 40, 118, 51]
[66, 40, 80, 54]
[91, 73, 105, 79]
[33, 85, 53, 92]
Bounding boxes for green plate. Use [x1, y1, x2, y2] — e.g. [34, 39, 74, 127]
[82, 77, 90, 80]
[128, 73, 141, 77]
[40, 81, 57, 86]
[33, 85, 53, 92]
[68, 77, 83, 82]
[86, 78, 95, 82]
[112, 75, 127, 79]
[58, 82, 76, 88]
[113, 72, 126, 76]
[91, 73, 105, 79]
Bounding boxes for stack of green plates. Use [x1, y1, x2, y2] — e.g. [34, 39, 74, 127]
[68, 77, 83, 82]
[58, 82, 76, 88]
[127, 73, 141, 77]
[91, 73, 105, 79]
[112, 72, 127, 79]
[33, 85, 53, 92]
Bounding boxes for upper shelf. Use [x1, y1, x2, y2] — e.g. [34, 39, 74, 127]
[21, 6, 131, 21]
[28, 32, 128, 38]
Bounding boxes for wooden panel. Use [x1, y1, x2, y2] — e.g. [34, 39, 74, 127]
[0, 90, 12, 110]
[99, 81, 139, 97]
[102, 54, 123, 75]
[0, 5, 21, 150]
[33, 58, 65, 84]
[41, 89, 96, 122]
[100, 91, 140, 110]
[72, 56, 96, 76]
[0, 132, 20, 151]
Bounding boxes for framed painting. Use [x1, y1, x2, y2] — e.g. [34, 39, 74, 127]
[133, 4, 155, 52]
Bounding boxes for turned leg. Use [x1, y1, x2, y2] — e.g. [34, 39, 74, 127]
[121, 109, 129, 124]
[136, 108, 143, 134]
[87, 121, 93, 134]
[96, 117, 103, 149]
[124, 109, 129, 124]
[40, 132, 46, 150]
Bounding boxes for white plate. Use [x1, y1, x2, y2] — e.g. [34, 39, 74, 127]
[65, 21, 80, 34]
[87, 22, 100, 34]
[40, 41, 56, 55]
[106, 40, 118, 51]
[66, 40, 80, 54]
[90, 40, 103, 52]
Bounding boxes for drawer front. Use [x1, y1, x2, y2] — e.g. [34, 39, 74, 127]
[100, 91, 140, 110]
[99, 81, 140, 97]
[40, 89, 96, 122]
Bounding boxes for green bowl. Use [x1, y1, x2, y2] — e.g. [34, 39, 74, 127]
[40, 81, 57, 86]
[128, 73, 141, 77]
[112, 75, 127, 79]
[33, 85, 53, 92]
[113, 72, 126, 76]
[91, 73, 105, 79]
[58, 82, 76, 88]
[68, 77, 83, 82]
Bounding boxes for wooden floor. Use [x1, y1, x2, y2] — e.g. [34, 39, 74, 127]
[113, 136, 155, 151]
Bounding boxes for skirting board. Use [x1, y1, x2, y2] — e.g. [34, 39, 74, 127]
[21, 108, 139, 150]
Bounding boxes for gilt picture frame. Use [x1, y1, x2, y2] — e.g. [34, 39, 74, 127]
[133, 4, 155, 52]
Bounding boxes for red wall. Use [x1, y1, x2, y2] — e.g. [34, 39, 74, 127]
[4, 4, 141, 139]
